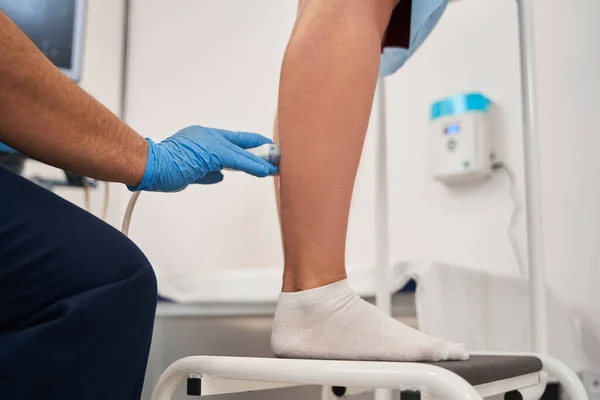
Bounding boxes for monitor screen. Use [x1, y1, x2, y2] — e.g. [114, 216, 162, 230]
[0, 0, 86, 81]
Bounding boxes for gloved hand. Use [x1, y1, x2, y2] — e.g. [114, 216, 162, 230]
[128, 126, 278, 192]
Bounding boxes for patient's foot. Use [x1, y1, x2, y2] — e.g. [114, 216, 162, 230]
[271, 279, 469, 361]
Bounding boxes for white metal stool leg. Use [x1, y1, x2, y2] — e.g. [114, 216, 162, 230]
[151, 357, 483, 400]
[536, 355, 588, 400]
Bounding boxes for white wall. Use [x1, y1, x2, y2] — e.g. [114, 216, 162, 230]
[23, 0, 127, 225]
[386, 0, 600, 316]
[124, 0, 599, 352]
[79, 0, 125, 115]
[386, 0, 525, 276]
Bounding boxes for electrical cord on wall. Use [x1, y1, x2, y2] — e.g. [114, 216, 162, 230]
[492, 162, 526, 277]
[83, 180, 91, 213]
[101, 181, 110, 221]
[82, 180, 110, 221]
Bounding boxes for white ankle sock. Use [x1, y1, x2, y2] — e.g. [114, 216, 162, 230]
[272, 279, 469, 362]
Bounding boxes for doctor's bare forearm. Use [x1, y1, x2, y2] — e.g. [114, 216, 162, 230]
[0, 11, 146, 186]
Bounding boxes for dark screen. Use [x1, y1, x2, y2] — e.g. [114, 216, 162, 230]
[0, 0, 76, 69]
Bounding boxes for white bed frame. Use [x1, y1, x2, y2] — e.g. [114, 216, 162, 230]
[149, 0, 588, 399]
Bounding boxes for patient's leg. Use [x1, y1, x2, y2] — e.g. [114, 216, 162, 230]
[278, 0, 388, 292]
[272, 0, 468, 361]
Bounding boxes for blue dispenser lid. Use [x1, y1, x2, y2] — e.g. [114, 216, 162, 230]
[431, 93, 490, 120]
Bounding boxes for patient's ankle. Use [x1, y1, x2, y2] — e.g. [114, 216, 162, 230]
[281, 270, 347, 293]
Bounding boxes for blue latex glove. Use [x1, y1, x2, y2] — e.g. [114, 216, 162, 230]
[129, 126, 278, 192]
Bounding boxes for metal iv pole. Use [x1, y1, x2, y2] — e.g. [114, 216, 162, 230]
[374, 77, 393, 400]
[515, 0, 548, 355]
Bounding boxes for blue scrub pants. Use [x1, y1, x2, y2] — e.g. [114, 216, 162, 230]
[0, 167, 158, 399]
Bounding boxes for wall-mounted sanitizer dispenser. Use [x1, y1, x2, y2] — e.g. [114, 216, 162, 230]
[429, 93, 493, 184]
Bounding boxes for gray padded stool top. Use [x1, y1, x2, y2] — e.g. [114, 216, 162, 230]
[428, 356, 543, 386]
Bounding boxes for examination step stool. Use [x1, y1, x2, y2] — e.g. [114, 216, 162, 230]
[151, 352, 588, 400]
